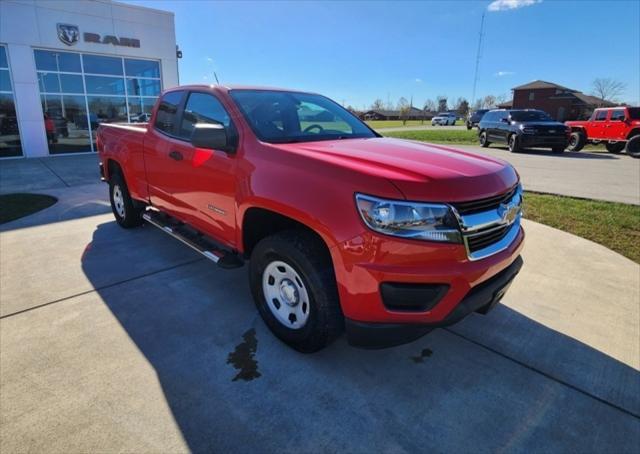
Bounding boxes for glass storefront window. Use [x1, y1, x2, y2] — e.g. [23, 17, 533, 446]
[82, 54, 123, 76]
[125, 59, 160, 78]
[42, 94, 92, 154]
[126, 78, 161, 96]
[34, 48, 161, 154]
[34, 50, 81, 73]
[85, 75, 126, 95]
[1, 46, 23, 157]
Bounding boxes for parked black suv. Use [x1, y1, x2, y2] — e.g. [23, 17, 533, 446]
[466, 109, 489, 130]
[478, 109, 570, 153]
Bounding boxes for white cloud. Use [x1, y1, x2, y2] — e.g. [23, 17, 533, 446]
[488, 0, 542, 12]
[415, 78, 422, 83]
[495, 71, 515, 76]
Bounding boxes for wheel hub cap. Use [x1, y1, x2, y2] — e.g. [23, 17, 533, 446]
[113, 185, 125, 218]
[262, 260, 310, 329]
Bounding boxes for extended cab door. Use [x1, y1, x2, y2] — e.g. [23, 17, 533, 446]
[159, 91, 239, 246]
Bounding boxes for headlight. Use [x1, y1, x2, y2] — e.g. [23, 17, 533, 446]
[355, 194, 461, 243]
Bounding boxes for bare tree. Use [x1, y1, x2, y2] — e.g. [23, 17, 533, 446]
[437, 96, 448, 113]
[591, 78, 626, 103]
[397, 97, 411, 125]
[454, 97, 470, 117]
[423, 99, 436, 112]
[371, 99, 385, 110]
[482, 95, 497, 109]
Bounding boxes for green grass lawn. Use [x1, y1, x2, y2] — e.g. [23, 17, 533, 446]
[366, 120, 429, 129]
[0, 193, 58, 224]
[384, 129, 607, 151]
[385, 129, 478, 144]
[523, 192, 640, 263]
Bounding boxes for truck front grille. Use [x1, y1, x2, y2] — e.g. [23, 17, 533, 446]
[452, 185, 518, 215]
[465, 224, 512, 253]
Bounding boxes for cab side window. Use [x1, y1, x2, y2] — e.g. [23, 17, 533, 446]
[595, 110, 608, 121]
[179, 92, 233, 139]
[154, 91, 184, 135]
[610, 110, 626, 121]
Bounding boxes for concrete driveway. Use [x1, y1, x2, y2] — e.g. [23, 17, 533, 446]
[432, 144, 640, 205]
[1, 182, 638, 452]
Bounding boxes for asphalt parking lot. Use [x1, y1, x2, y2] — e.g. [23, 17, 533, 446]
[1, 155, 639, 452]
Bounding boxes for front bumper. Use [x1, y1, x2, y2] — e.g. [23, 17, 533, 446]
[330, 224, 524, 348]
[520, 134, 568, 147]
[345, 255, 523, 348]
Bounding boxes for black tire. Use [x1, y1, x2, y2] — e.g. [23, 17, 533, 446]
[109, 171, 144, 228]
[606, 141, 625, 154]
[508, 134, 521, 153]
[466, 123, 472, 130]
[626, 135, 640, 158]
[567, 131, 586, 152]
[479, 131, 490, 147]
[249, 230, 343, 353]
[552, 146, 565, 154]
[451, 121, 456, 126]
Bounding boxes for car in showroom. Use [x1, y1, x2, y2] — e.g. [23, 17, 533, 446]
[478, 109, 570, 153]
[431, 112, 457, 126]
[466, 109, 489, 130]
[565, 107, 640, 157]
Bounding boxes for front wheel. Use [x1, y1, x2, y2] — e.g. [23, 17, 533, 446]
[508, 134, 521, 153]
[467, 123, 472, 130]
[249, 230, 343, 353]
[567, 131, 586, 152]
[606, 142, 625, 154]
[626, 136, 640, 158]
[479, 131, 490, 147]
[109, 171, 144, 228]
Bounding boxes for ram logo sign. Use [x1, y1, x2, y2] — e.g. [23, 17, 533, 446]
[57, 23, 79, 46]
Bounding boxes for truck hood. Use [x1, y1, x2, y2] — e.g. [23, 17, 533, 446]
[273, 137, 518, 202]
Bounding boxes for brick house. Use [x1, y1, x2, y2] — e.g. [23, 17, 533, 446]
[505, 80, 616, 121]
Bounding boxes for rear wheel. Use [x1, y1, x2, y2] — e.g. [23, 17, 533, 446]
[249, 230, 343, 353]
[109, 171, 144, 228]
[479, 131, 490, 147]
[466, 123, 472, 130]
[626, 135, 640, 158]
[567, 131, 586, 152]
[606, 141, 625, 154]
[508, 134, 521, 153]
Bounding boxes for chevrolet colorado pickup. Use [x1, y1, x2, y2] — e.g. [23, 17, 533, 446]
[565, 107, 640, 157]
[97, 85, 524, 352]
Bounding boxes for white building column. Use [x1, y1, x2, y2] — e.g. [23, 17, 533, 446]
[8, 44, 48, 158]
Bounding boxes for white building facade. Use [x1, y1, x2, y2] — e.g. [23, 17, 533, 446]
[0, 0, 178, 158]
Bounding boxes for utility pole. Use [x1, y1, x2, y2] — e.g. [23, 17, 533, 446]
[471, 11, 485, 107]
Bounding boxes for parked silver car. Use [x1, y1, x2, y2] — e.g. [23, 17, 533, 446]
[431, 112, 457, 126]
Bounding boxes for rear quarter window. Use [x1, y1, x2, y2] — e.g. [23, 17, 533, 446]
[154, 91, 184, 134]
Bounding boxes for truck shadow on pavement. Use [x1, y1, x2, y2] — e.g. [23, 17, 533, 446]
[81, 221, 640, 453]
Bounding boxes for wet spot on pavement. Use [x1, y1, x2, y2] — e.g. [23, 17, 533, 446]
[410, 348, 433, 363]
[227, 328, 261, 381]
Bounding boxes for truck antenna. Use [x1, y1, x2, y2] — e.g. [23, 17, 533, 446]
[214, 72, 220, 85]
[471, 10, 485, 107]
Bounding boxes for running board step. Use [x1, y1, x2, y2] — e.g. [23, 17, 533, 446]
[142, 211, 244, 269]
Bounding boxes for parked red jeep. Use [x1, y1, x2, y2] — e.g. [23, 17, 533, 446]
[565, 107, 640, 157]
[97, 85, 524, 352]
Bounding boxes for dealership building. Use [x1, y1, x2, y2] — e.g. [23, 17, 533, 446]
[0, 0, 179, 158]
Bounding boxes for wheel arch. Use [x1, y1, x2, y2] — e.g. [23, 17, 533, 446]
[626, 128, 640, 140]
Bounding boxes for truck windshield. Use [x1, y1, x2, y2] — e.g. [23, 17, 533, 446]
[229, 90, 377, 143]
[628, 108, 640, 120]
[509, 111, 553, 122]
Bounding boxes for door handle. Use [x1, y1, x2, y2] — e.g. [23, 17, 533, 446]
[169, 150, 183, 161]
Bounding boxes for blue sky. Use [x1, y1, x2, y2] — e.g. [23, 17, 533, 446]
[123, 0, 639, 109]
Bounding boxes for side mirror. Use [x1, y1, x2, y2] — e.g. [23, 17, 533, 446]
[191, 122, 229, 151]
[501, 117, 510, 123]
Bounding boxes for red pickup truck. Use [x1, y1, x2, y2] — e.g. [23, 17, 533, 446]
[566, 106, 640, 157]
[97, 85, 524, 352]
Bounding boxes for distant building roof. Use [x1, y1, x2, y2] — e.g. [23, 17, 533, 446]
[497, 100, 513, 108]
[571, 92, 617, 107]
[512, 80, 577, 91]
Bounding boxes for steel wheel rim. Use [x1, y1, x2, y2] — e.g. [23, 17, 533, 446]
[113, 184, 125, 218]
[262, 260, 310, 329]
